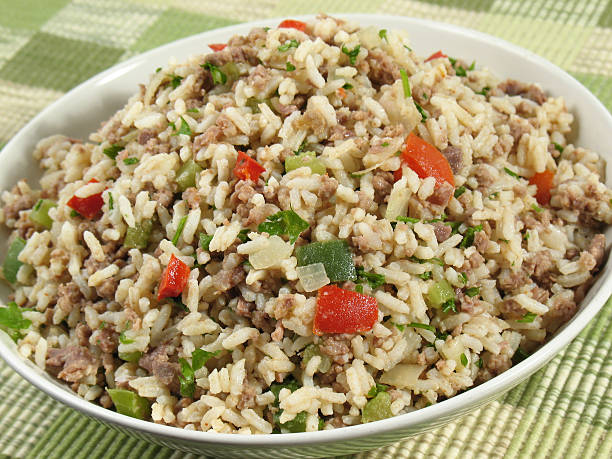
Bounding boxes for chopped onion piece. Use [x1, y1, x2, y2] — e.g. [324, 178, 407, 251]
[248, 235, 293, 269]
[385, 176, 411, 221]
[380, 364, 426, 389]
[296, 262, 330, 292]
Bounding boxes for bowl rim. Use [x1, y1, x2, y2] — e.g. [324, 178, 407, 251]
[1, 12, 612, 447]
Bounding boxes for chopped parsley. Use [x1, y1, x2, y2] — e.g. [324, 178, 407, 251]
[257, 209, 309, 244]
[270, 376, 300, 404]
[277, 39, 299, 52]
[512, 347, 530, 365]
[123, 157, 139, 165]
[407, 322, 435, 333]
[476, 357, 483, 368]
[399, 68, 411, 98]
[408, 256, 444, 266]
[155, 67, 162, 73]
[0, 302, 31, 340]
[108, 193, 114, 211]
[392, 322, 406, 331]
[523, 231, 530, 241]
[341, 44, 361, 66]
[70, 209, 81, 218]
[460, 353, 468, 366]
[99, 321, 106, 329]
[199, 233, 213, 251]
[454, 186, 467, 198]
[445, 220, 462, 234]
[202, 62, 227, 85]
[187, 108, 199, 113]
[475, 86, 490, 96]
[531, 203, 544, 213]
[396, 216, 420, 224]
[465, 286, 480, 297]
[504, 167, 521, 179]
[355, 284, 364, 293]
[342, 82, 353, 90]
[237, 228, 250, 243]
[553, 142, 564, 153]
[459, 272, 468, 284]
[378, 29, 387, 41]
[404, 45, 412, 52]
[103, 144, 122, 160]
[172, 116, 192, 137]
[118, 321, 134, 344]
[419, 271, 432, 280]
[489, 191, 500, 199]
[170, 74, 183, 89]
[172, 215, 188, 246]
[382, 141, 389, 147]
[285, 61, 296, 71]
[459, 224, 483, 249]
[366, 383, 388, 398]
[517, 312, 537, 323]
[178, 349, 221, 398]
[441, 298, 457, 313]
[414, 101, 428, 122]
[356, 266, 386, 289]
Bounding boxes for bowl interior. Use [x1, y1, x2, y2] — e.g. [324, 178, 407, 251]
[1, 13, 611, 455]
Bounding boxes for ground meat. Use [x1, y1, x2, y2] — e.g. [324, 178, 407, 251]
[497, 269, 529, 293]
[274, 295, 294, 319]
[246, 65, 272, 92]
[75, 323, 92, 346]
[485, 348, 512, 376]
[101, 352, 115, 374]
[93, 327, 118, 353]
[251, 310, 275, 333]
[317, 362, 345, 385]
[531, 286, 550, 304]
[212, 264, 245, 293]
[433, 222, 452, 243]
[467, 252, 485, 269]
[245, 204, 278, 226]
[231, 181, 257, 206]
[473, 164, 497, 189]
[56, 282, 84, 314]
[523, 250, 555, 287]
[356, 191, 376, 213]
[273, 101, 299, 118]
[441, 146, 463, 173]
[319, 335, 353, 365]
[96, 278, 118, 300]
[372, 171, 394, 203]
[237, 382, 257, 410]
[138, 345, 179, 386]
[366, 48, 401, 86]
[546, 294, 577, 323]
[3, 184, 35, 222]
[499, 298, 527, 320]
[473, 230, 489, 253]
[14, 212, 36, 239]
[182, 187, 201, 209]
[193, 125, 223, 150]
[497, 79, 547, 104]
[152, 189, 173, 208]
[459, 295, 487, 315]
[271, 322, 284, 342]
[236, 297, 255, 317]
[587, 234, 605, 270]
[427, 181, 454, 207]
[138, 129, 157, 145]
[317, 175, 338, 201]
[46, 346, 99, 383]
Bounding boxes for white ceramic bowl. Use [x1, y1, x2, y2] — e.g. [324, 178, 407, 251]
[1, 14, 611, 459]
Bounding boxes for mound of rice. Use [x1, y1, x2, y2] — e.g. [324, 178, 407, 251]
[1, 15, 610, 434]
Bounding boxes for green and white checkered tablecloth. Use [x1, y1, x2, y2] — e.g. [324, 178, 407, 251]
[0, 1, 611, 457]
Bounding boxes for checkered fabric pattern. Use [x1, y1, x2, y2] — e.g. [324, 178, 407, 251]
[0, 1, 611, 457]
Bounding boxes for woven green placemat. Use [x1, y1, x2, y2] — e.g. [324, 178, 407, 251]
[0, 1, 611, 457]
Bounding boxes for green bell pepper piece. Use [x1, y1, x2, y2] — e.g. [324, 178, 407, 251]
[277, 411, 308, 433]
[29, 199, 56, 229]
[124, 220, 153, 250]
[285, 151, 327, 175]
[427, 279, 455, 308]
[302, 344, 331, 373]
[176, 159, 203, 192]
[3, 237, 26, 284]
[245, 97, 273, 114]
[361, 391, 393, 423]
[107, 388, 151, 420]
[296, 240, 356, 283]
[118, 351, 143, 362]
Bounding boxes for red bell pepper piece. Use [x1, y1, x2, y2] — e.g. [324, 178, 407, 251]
[234, 151, 266, 182]
[278, 19, 307, 32]
[425, 50, 447, 62]
[157, 254, 190, 300]
[209, 43, 227, 52]
[394, 133, 455, 187]
[67, 178, 105, 219]
[313, 285, 378, 335]
[528, 170, 554, 205]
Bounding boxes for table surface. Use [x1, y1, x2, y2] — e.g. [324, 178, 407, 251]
[1, 0, 611, 458]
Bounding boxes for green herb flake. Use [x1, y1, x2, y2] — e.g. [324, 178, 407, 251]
[270, 376, 300, 404]
[460, 353, 468, 366]
[476, 358, 483, 368]
[441, 298, 457, 313]
[172, 116, 192, 137]
[172, 215, 188, 246]
[392, 322, 406, 332]
[517, 312, 537, 323]
[512, 347, 530, 365]
[475, 86, 490, 96]
[192, 349, 221, 371]
[468, 61, 475, 71]
[178, 357, 196, 398]
[0, 302, 31, 334]
[119, 321, 134, 345]
[355, 284, 364, 294]
[418, 271, 432, 280]
[103, 144, 122, 160]
[414, 101, 428, 122]
[553, 142, 564, 153]
[459, 224, 484, 249]
[465, 286, 480, 297]
[404, 45, 412, 52]
[454, 186, 467, 198]
[407, 322, 436, 333]
[531, 204, 544, 213]
[155, 67, 162, 73]
[237, 228, 250, 243]
[356, 266, 385, 290]
[285, 61, 296, 71]
[399, 68, 411, 98]
[378, 29, 387, 41]
[198, 233, 213, 251]
[108, 193, 114, 211]
[70, 209, 81, 218]
[459, 272, 468, 284]
[123, 157, 139, 165]
[170, 74, 183, 89]
[504, 167, 521, 179]
[257, 209, 309, 244]
[523, 231, 530, 241]
[341, 44, 361, 66]
[382, 142, 389, 147]
[277, 39, 299, 52]
[342, 82, 353, 90]
[202, 62, 227, 85]
[396, 216, 420, 224]
[366, 383, 388, 399]
[99, 321, 106, 330]
[187, 108, 199, 113]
